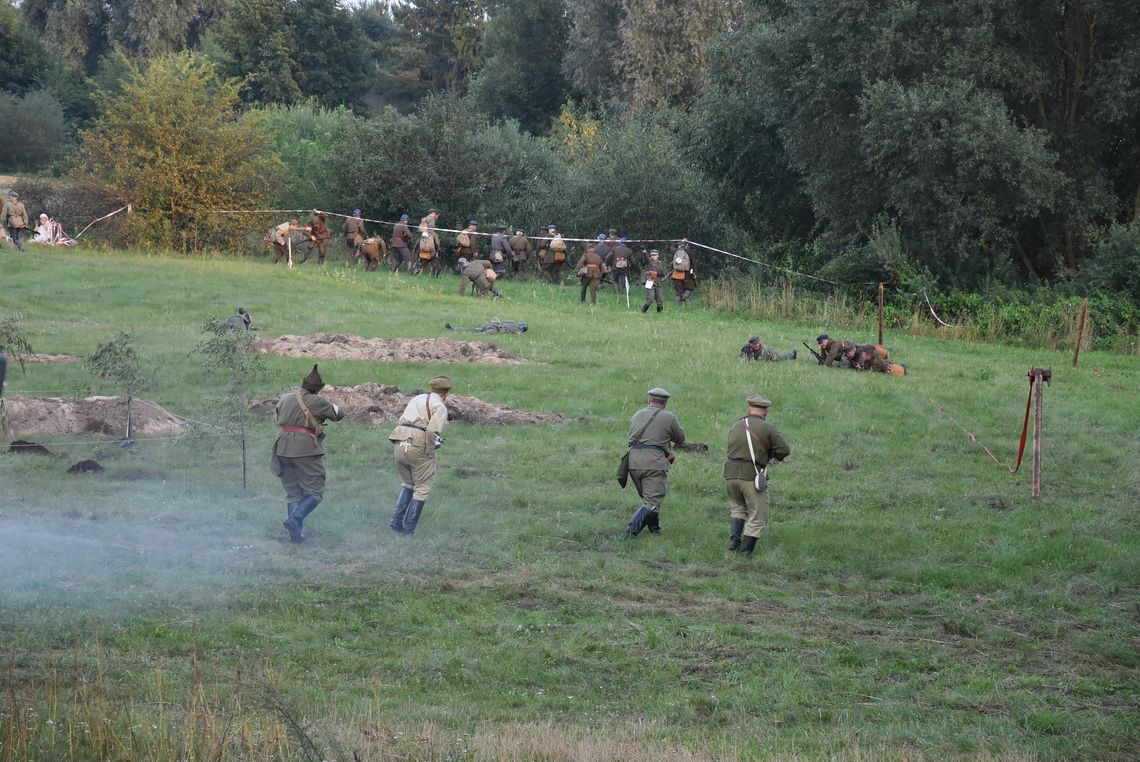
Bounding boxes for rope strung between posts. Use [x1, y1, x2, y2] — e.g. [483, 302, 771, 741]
[73, 205, 132, 238]
[926, 372, 1033, 474]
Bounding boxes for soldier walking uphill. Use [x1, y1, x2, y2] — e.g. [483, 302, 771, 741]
[724, 394, 790, 555]
[343, 209, 365, 259]
[576, 243, 605, 304]
[670, 241, 697, 306]
[2, 191, 29, 251]
[621, 387, 686, 538]
[388, 375, 453, 536]
[390, 214, 414, 272]
[538, 225, 568, 283]
[414, 209, 443, 277]
[641, 250, 667, 313]
[508, 229, 531, 277]
[738, 336, 796, 362]
[489, 224, 511, 279]
[457, 257, 503, 298]
[606, 237, 634, 297]
[272, 365, 345, 543]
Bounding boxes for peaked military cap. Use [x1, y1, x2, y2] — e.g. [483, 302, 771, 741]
[400, 213, 410, 221]
[816, 333, 829, 343]
[429, 375, 453, 392]
[747, 394, 772, 409]
[647, 387, 671, 399]
[353, 208, 362, 216]
[748, 335, 760, 344]
[468, 219, 478, 226]
[302, 364, 324, 392]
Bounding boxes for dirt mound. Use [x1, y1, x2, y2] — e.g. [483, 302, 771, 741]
[254, 333, 530, 365]
[251, 383, 567, 427]
[3, 396, 189, 437]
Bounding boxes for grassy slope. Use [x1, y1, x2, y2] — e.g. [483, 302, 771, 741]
[1, 248, 1137, 760]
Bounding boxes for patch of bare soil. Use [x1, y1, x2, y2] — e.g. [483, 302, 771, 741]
[255, 334, 530, 365]
[251, 383, 567, 427]
[3, 396, 189, 437]
[25, 353, 82, 364]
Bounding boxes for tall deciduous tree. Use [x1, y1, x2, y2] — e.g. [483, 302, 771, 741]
[562, 0, 626, 106]
[391, 0, 487, 94]
[74, 53, 283, 252]
[470, 0, 570, 134]
[213, 0, 370, 109]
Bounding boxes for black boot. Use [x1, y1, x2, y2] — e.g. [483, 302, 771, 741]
[287, 501, 298, 518]
[284, 495, 320, 543]
[739, 535, 758, 556]
[390, 487, 413, 534]
[656, 304, 663, 313]
[646, 510, 661, 534]
[403, 499, 426, 535]
[641, 303, 650, 313]
[623, 506, 652, 539]
[729, 518, 745, 550]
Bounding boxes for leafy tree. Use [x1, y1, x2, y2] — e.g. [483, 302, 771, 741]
[618, 0, 742, 111]
[196, 318, 266, 489]
[391, 0, 487, 94]
[260, 103, 358, 210]
[0, 90, 72, 171]
[84, 333, 156, 442]
[20, 0, 110, 74]
[73, 53, 284, 252]
[563, 0, 627, 107]
[470, 0, 569, 134]
[355, 1, 428, 112]
[0, 2, 52, 92]
[213, 0, 370, 109]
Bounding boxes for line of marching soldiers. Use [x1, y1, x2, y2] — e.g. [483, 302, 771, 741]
[268, 211, 700, 308]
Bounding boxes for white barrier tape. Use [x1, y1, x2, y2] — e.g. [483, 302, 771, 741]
[74, 204, 132, 239]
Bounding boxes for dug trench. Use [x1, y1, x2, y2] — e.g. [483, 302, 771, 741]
[254, 333, 531, 365]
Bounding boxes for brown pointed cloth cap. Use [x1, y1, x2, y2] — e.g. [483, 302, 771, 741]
[429, 375, 453, 392]
[747, 394, 772, 409]
[302, 364, 324, 392]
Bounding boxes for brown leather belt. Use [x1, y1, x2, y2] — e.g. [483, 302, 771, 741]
[280, 425, 317, 435]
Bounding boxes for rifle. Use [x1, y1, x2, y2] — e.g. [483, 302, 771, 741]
[802, 341, 823, 363]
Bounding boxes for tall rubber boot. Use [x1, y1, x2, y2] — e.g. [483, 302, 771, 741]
[403, 499, 427, 535]
[641, 303, 650, 313]
[739, 535, 758, 556]
[284, 495, 320, 543]
[287, 501, 298, 518]
[622, 506, 652, 539]
[646, 510, 661, 534]
[728, 518, 745, 550]
[656, 304, 663, 313]
[390, 487, 413, 534]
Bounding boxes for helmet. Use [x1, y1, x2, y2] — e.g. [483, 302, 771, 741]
[519, 322, 528, 332]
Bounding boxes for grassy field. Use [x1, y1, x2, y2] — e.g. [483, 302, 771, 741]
[1, 247, 1137, 761]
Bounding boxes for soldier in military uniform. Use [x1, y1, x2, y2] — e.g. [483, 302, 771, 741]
[390, 213, 414, 272]
[489, 224, 511, 279]
[508, 229, 531, 277]
[298, 211, 329, 264]
[816, 334, 858, 367]
[388, 375, 453, 536]
[456, 220, 480, 261]
[606, 237, 634, 296]
[444, 318, 528, 334]
[576, 243, 605, 304]
[343, 209, 365, 258]
[272, 365, 346, 543]
[227, 306, 252, 331]
[415, 208, 442, 277]
[724, 394, 790, 555]
[538, 224, 568, 283]
[640, 250, 667, 313]
[670, 242, 696, 306]
[457, 256, 503, 298]
[738, 336, 796, 362]
[270, 219, 308, 264]
[2, 191, 29, 251]
[622, 387, 686, 538]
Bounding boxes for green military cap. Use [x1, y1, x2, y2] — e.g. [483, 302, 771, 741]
[816, 333, 829, 343]
[748, 335, 760, 343]
[429, 375, 453, 392]
[647, 387, 671, 399]
[747, 394, 772, 409]
[302, 364, 324, 392]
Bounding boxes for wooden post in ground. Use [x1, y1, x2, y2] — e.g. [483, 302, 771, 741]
[1072, 297, 1089, 368]
[877, 283, 884, 346]
[1031, 368, 1052, 498]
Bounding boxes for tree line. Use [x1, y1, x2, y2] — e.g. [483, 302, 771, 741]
[0, 0, 1137, 308]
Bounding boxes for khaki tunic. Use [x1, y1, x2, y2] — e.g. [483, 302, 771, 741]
[271, 390, 345, 502]
[509, 234, 531, 262]
[821, 339, 856, 366]
[2, 200, 29, 229]
[724, 414, 790, 539]
[388, 392, 449, 500]
[626, 405, 686, 510]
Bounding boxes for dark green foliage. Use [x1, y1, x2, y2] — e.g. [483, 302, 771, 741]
[391, 0, 487, 94]
[563, 0, 626, 106]
[354, 1, 425, 112]
[469, 0, 570, 134]
[0, 90, 72, 172]
[213, 0, 370, 109]
[260, 103, 357, 210]
[0, 2, 52, 93]
[1069, 222, 1140, 306]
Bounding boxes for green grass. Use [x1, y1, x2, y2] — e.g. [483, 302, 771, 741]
[1, 247, 1138, 760]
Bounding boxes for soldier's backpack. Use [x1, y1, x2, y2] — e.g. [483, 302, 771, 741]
[456, 231, 471, 248]
[550, 235, 567, 261]
[263, 227, 275, 244]
[419, 232, 436, 258]
[673, 249, 690, 272]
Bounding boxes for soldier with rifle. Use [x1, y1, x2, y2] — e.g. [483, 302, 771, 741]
[390, 213, 414, 272]
[621, 387, 686, 538]
[273, 365, 345, 543]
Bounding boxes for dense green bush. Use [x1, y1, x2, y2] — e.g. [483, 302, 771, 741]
[0, 90, 72, 172]
[260, 103, 357, 211]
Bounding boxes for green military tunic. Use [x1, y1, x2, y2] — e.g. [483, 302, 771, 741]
[388, 392, 449, 500]
[724, 413, 790, 539]
[459, 258, 498, 296]
[271, 389, 345, 502]
[627, 405, 686, 510]
[576, 249, 605, 304]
